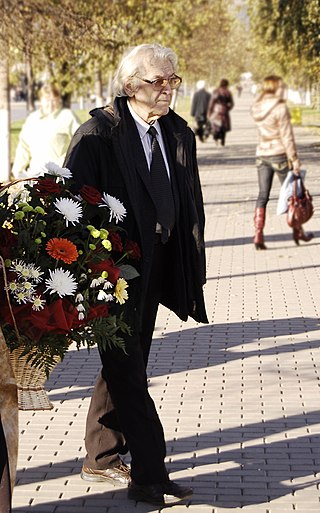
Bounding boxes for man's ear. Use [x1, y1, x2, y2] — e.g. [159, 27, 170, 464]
[124, 81, 135, 97]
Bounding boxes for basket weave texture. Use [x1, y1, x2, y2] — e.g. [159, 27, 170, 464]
[9, 348, 57, 411]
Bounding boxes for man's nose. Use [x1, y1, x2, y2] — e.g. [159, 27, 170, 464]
[162, 82, 172, 93]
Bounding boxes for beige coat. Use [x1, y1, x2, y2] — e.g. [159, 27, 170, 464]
[251, 94, 299, 166]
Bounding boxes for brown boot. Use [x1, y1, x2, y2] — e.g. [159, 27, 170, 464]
[293, 226, 314, 246]
[253, 207, 267, 250]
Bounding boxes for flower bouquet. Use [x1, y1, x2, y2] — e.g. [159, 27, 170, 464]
[0, 163, 140, 409]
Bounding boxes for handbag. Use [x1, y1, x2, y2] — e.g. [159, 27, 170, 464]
[277, 170, 306, 215]
[209, 102, 227, 128]
[287, 175, 313, 228]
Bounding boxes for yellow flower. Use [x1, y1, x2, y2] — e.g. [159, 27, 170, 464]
[90, 229, 101, 238]
[114, 278, 128, 304]
[102, 239, 112, 251]
[99, 228, 109, 239]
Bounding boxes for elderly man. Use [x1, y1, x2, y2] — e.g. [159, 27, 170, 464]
[65, 43, 207, 507]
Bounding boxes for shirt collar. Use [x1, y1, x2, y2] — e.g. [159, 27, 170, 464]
[127, 100, 160, 138]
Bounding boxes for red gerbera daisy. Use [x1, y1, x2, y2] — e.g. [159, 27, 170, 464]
[46, 238, 79, 264]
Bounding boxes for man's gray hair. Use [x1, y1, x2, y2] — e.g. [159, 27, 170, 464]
[113, 43, 178, 97]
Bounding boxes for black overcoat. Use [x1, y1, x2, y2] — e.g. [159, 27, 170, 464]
[64, 97, 208, 329]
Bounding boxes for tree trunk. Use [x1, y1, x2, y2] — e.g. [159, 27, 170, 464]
[25, 49, 35, 112]
[94, 67, 104, 108]
[0, 57, 11, 181]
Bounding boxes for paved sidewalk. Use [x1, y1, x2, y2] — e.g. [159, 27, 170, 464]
[12, 91, 320, 513]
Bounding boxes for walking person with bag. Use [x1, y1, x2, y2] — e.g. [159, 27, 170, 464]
[251, 75, 314, 249]
[207, 78, 234, 146]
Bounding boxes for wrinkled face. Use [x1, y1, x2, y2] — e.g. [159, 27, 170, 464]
[127, 59, 175, 123]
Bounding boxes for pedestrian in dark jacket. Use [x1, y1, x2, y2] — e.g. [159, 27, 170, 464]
[190, 80, 211, 142]
[64, 43, 208, 507]
[207, 78, 234, 146]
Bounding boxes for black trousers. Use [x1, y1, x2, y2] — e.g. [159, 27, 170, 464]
[84, 239, 170, 485]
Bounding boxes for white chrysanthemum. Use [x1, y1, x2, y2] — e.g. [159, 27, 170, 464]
[99, 193, 127, 223]
[45, 268, 77, 297]
[54, 198, 83, 226]
[45, 162, 73, 179]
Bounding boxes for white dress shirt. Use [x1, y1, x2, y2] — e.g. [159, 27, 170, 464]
[127, 100, 171, 179]
[127, 100, 173, 233]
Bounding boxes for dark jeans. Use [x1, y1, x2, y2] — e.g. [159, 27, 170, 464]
[212, 125, 226, 145]
[195, 118, 208, 141]
[256, 154, 289, 208]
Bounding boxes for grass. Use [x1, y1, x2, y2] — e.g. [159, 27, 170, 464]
[289, 105, 320, 135]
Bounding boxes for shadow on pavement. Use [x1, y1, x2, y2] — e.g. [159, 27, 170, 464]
[46, 315, 320, 402]
[14, 409, 320, 509]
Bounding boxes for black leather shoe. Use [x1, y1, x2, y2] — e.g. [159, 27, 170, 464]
[81, 460, 131, 486]
[128, 480, 193, 506]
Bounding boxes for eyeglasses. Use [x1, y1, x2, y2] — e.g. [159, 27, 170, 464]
[136, 75, 182, 90]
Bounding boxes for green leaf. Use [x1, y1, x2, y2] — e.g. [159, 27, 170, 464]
[119, 264, 140, 280]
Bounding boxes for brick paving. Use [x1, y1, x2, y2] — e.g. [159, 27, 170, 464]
[12, 91, 320, 513]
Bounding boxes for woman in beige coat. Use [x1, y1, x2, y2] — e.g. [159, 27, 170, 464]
[251, 75, 313, 249]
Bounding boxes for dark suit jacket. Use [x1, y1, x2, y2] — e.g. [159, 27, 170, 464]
[191, 88, 211, 121]
[64, 97, 208, 327]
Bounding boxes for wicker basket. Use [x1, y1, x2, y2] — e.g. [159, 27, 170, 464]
[9, 347, 58, 411]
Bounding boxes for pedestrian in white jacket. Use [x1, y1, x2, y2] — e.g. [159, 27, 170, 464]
[12, 84, 80, 179]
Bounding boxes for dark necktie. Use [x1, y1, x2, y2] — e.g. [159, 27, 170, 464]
[148, 125, 175, 242]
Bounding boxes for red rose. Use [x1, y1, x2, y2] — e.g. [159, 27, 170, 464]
[80, 185, 103, 205]
[86, 304, 109, 321]
[109, 231, 123, 252]
[89, 259, 121, 284]
[0, 227, 17, 259]
[125, 240, 141, 260]
[34, 178, 63, 197]
[0, 298, 78, 341]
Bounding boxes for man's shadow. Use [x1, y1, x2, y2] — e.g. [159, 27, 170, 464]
[46, 315, 320, 400]
[14, 410, 320, 510]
